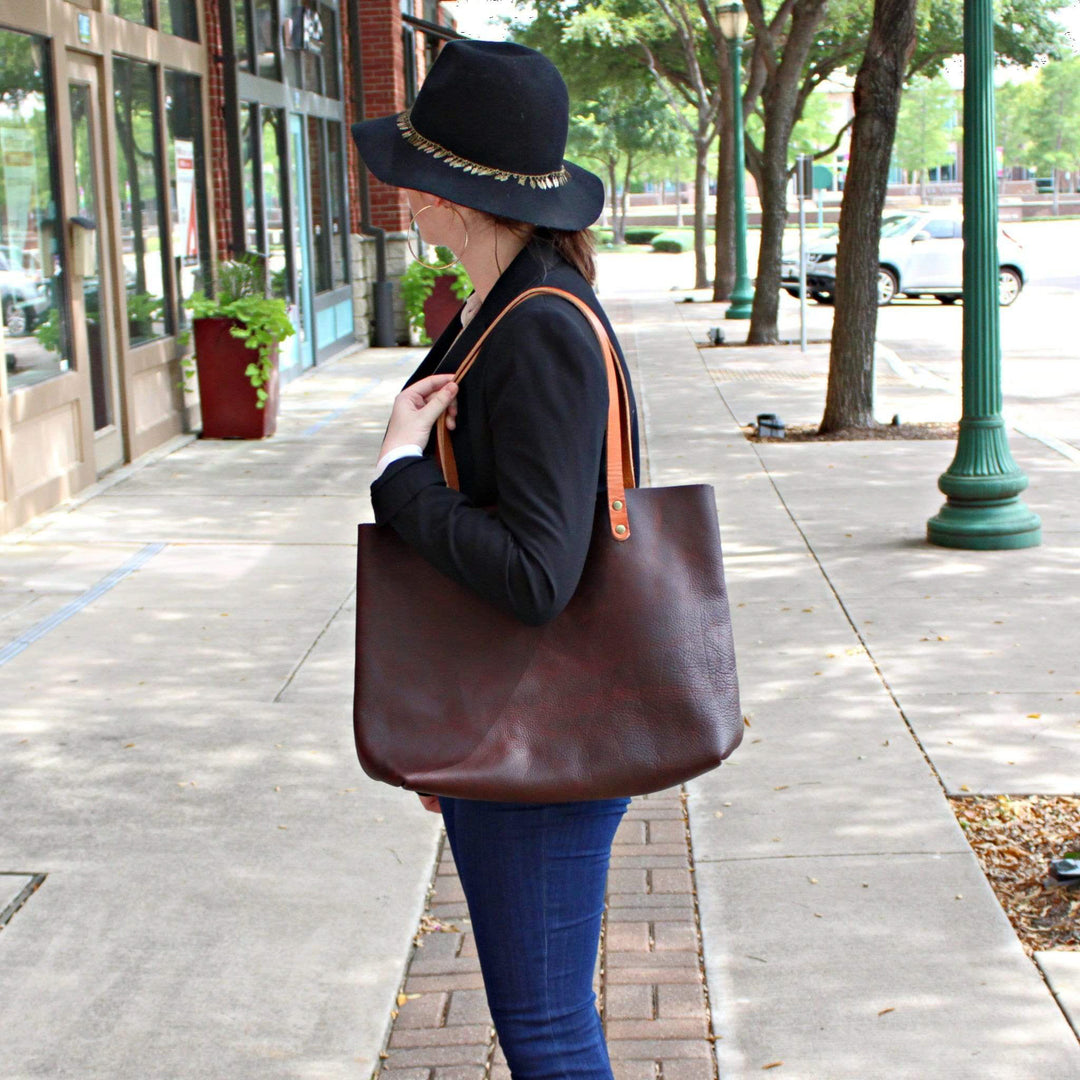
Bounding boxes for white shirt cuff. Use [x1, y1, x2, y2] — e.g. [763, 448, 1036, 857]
[374, 443, 424, 480]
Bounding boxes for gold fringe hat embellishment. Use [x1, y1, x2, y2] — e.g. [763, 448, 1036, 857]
[396, 112, 571, 190]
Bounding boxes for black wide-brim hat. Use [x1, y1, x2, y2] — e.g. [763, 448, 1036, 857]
[352, 40, 605, 232]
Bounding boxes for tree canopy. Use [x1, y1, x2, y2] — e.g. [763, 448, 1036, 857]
[893, 75, 959, 187]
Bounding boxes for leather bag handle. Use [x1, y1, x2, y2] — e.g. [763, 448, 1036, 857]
[435, 287, 636, 541]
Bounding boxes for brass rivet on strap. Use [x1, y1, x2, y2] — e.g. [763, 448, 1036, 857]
[615, 524, 627, 535]
[612, 499, 623, 511]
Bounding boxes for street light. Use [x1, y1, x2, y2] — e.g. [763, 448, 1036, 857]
[718, 1, 754, 320]
[925, 0, 1041, 549]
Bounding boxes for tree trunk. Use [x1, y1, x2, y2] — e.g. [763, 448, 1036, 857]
[821, 0, 917, 432]
[693, 141, 710, 289]
[747, 129, 792, 343]
[712, 107, 736, 302]
[1052, 168, 1059, 216]
[620, 156, 633, 243]
[747, 0, 829, 344]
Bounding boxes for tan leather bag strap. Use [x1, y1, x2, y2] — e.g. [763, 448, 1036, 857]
[435, 287, 636, 541]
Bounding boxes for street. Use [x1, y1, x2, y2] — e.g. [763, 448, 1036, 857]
[596, 218, 1080, 450]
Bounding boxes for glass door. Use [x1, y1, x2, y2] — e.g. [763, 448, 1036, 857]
[288, 113, 315, 372]
[68, 56, 124, 476]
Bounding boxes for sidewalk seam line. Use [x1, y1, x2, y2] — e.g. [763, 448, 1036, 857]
[694, 849, 973, 864]
[680, 788, 722, 1080]
[272, 584, 355, 702]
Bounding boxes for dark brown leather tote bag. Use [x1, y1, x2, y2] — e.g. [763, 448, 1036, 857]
[353, 288, 741, 801]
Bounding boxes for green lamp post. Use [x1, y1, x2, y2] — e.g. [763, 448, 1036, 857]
[926, 0, 1041, 549]
[718, 1, 754, 320]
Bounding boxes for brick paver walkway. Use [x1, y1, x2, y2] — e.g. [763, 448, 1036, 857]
[376, 788, 720, 1080]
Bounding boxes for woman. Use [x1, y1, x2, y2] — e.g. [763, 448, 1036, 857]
[352, 39, 639, 1078]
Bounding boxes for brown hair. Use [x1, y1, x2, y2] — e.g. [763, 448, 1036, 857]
[489, 214, 597, 285]
[536, 227, 597, 285]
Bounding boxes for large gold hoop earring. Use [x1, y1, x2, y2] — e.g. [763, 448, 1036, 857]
[406, 204, 469, 269]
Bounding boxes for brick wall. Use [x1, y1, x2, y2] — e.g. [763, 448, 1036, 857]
[358, 0, 411, 233]
[341, 4, 363, 237]
[203, 0, 235, 260]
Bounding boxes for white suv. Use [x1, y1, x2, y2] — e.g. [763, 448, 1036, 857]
[781, 210, 1026, 307]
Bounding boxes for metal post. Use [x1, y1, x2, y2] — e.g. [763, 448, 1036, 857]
[926, 0, 1041, 548]
[798, 162, 807, 353]
[725, 33, 754, 320]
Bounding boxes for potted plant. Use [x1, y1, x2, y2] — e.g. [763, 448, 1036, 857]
[400, 246, 472, 344]
[183, 256, 295, 439]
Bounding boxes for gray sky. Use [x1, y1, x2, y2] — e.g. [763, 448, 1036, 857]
[447, 0, 527, 40]
[446, 0, 1079, 54]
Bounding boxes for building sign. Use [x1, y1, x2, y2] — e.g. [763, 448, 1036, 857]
[174, 140, 198, 260]
[0, 127, 36, 255]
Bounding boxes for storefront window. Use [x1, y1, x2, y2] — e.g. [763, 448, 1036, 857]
[254, 0, 281, 80]
[113, 0, 153, 26]
[0, 29, 69, 391]
[237, 0, 281, 79]
[327, 123, 347, 288]
[161, 0, 200, 41]
[287, 4, 338, 96]
[261, 110, 288, 300]
[307, 117, 331, 294]
[241, 103, 259, 255]
[301, 41, 320, 94]
[165, 70, 210, 330]
[113, 57, 172, 345]
[320, 5, 340, 100]
[401, 0, 418, 106]
[234, 0, 251, 72]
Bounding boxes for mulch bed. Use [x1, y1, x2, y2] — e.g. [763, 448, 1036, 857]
[745, 421, 959, 442]
[951, 795, 1080, 955]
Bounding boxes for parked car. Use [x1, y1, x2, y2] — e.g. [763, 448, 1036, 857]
[0, 248, 49, 335]
[781, 210, 1026, 307]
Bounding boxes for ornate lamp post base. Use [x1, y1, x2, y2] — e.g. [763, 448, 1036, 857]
[725, 290, 753, 320]
[927, 418, 1041, 549]
[927, 498, 1042, 549]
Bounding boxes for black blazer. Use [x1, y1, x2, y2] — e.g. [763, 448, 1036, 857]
[370, 237, 640, 626]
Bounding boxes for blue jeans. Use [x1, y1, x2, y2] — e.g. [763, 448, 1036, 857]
[440, 796, 630, 1079]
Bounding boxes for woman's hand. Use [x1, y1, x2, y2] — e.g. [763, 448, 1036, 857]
[380, 374, 459, 459]
[418, 794, 442, 814]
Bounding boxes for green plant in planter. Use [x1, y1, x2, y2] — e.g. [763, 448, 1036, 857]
[182, 254, 295, 408]
[33, 307, 61, 354]
[127, 290, 165, 338]
[400, 246, 472, 344]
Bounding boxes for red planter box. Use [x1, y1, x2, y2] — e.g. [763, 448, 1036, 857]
[423, 275, 463, 342]
[192, 317, 279, 439]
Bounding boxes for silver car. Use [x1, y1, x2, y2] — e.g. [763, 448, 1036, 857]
[0, 248, 49, 335]
[781, 210, 1026, 307]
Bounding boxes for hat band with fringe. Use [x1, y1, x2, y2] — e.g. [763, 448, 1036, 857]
[396, 112, 571, 191]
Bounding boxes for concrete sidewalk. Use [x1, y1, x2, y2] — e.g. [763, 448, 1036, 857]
[0, 288, 1077, 1078]
[628, 295, 1080, 1077]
